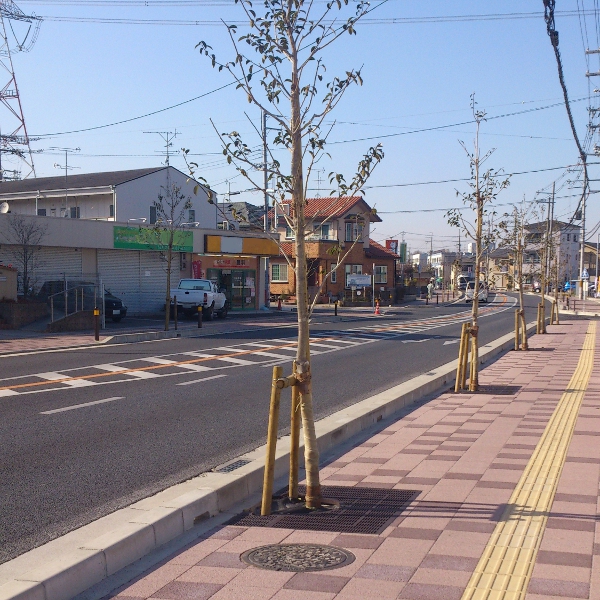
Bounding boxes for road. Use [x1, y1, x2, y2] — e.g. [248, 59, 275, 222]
[0, 293, 543, 563]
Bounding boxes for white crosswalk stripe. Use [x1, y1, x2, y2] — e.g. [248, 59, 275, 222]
[0, 296, 515, 398]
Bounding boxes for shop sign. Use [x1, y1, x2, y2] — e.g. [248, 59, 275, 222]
[114, 226, 193, 252]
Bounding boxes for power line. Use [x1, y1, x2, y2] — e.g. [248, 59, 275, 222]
[32, 81, 235, 137]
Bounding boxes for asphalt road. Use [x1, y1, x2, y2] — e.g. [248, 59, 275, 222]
[0, 293, 544, 563]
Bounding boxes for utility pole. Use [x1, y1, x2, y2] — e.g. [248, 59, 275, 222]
[262, 110, 270, 308]
[51, 146, 80, 216]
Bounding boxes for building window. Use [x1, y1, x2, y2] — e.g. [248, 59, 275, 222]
[37, 208, 46, 216]
[109, 204, 114, 218]
[150, 205, 157, 224]
[272, 263, 288, 282]
[567, 233, 570, 241]
[374, 265, 387, 284]
[285, 226, 294, 239]
[345, 222, 363, 242]
[321, 224, 330, 239]
[330, 263, 337, 283]
[189, 209, 196, 222]
[573, 234, 578, 242]
[345, 264, 362, 286]
[70, 206, 80, 219]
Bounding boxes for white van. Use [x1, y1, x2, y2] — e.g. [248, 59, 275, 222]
[465, 281, 489, 303]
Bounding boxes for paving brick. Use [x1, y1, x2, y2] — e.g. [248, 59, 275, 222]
[150, 581, 223, 600]
[283, 573, 349, 593]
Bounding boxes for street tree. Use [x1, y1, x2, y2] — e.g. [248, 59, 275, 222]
[188, 0, 384, 507]
[447, 96, 509, 391]
[2, 214, 47, 298]
[150, 184, 193, 331]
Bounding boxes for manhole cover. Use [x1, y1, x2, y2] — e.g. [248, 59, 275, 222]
[228, 485, 419, 535]
[240, 543, 355, 571]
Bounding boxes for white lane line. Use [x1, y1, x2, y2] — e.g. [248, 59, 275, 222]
[185, 352, 259, 366]
[178, 364, 215, 372]
[0, 389, 18, 397]
[309, 342, 346, 350]
[141, 358, 177, 365]
[40, 396, 125, 415]
[95, 364, 161, 379]
[176, 374, 227, 386]
[36, 371, 97, 387]
[252, 351, 302, 359]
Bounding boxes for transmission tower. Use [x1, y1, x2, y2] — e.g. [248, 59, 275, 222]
[0, 0, 41, 181]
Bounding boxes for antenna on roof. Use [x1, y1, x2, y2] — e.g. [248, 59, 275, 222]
[144, 130, 179, 167]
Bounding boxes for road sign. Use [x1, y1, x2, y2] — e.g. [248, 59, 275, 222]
[582, 269, 589, 280]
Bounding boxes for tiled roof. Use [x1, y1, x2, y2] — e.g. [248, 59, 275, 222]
[365, 239, 398, 259]
[278, 241, 294, 256]
[0, 167, 168, 195]
[272, 196, 381, 222]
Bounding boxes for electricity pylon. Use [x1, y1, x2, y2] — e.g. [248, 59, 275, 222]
[0, 0, 41, 180]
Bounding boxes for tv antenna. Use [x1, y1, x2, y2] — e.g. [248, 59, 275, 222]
[0, 1, 42, 181]
[144, 130, 179, 166]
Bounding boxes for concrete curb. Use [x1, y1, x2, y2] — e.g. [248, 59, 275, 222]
[0, 321, 536, 600]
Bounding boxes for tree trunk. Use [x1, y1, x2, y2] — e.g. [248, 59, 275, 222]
[470, 193, 482, 391]
[517, 238, 528, 349]
[290, 51, 321, 509]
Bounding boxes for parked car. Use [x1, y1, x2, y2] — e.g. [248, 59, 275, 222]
[465, 281, 489, 303]
[456, 275, 472, 291]
[37, 281, 127, 322]
[171, 278, 228, 320]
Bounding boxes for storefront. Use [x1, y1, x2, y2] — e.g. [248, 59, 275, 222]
[192, 255, 259, 311]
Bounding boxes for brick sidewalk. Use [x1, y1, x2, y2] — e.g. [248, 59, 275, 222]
[103, 319, 599, 600]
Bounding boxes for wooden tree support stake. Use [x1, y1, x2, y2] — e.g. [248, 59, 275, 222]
[262, 365, 283, 516]
[514, 309, 520, 351]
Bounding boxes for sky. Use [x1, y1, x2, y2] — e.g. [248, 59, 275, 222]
[3, 0, 600, 254]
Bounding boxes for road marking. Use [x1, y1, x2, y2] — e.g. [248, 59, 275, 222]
[40, 396, 125, 414]
[186, 352, 258, 366]
[37, 372, 97, 387]
[461, 321, 596, 600]
[176, 374, 227, 386]
[401, 338, 431, 344]
[443, 339, 460, 346]
[0, 389, 19, 397]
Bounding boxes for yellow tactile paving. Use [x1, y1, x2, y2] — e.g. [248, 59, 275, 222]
[461, 321, 596, 600]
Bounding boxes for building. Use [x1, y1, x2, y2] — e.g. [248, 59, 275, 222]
[268, 197, 398, 302]
[0, 166, 216, 227]
[0, 167, 287, 316]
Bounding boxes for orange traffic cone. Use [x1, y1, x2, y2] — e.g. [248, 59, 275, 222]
[374, 299, 381, 315]
[277, 297, 282, 311]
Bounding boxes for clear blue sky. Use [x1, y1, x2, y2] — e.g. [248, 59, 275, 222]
[5, 0, 600, 254]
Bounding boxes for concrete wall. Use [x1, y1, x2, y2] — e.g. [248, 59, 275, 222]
[0, 266, 17, 301]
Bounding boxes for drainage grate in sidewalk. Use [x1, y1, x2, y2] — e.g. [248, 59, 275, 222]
[213, 459, 252, 473]
[476, 385, 522, 395]
[228, 485, 419, 535]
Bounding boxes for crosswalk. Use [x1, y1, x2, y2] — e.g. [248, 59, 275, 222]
[2, 296, 515, 400]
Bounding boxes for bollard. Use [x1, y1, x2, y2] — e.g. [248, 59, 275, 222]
[197, 306, 203, 328]
[94, 308, 100, 341]
[262, 365, 284, 516]
[426, 296, 429, 305]
[289, 361, 301, 500]
[436, 293, 439, 305]
[334, 300, 338, 317]
[514, 309, 520, 351]
[174, 296, 178, 330]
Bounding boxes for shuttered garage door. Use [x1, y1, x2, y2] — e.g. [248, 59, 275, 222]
[98, 249, 179, 316]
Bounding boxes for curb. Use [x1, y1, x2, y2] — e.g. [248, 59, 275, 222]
[0, 321, 537, 600]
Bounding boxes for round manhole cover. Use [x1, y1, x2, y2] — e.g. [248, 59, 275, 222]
[240, 543, 355, 572]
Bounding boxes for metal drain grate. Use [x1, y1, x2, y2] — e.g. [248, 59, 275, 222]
[476, 385, 522, 395]
[228, 485, 419, 535]
[213, 459, 252, 473]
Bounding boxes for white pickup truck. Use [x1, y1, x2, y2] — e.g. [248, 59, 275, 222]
[171, 279, 228, 320]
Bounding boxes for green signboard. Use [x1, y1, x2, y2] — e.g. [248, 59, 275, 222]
[113, 226, 193, 252]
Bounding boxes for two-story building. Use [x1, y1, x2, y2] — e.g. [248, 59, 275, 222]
[268, 196, 398, 302]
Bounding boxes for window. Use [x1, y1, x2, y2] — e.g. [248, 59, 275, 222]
[109, 204, 114, 218]
[37, 208, 46, 216]
[374, 266, 387, 284]
[188, 209, 196, 222]
[150, 206, 157, 225]
[330, 263, 337, 283]
[320, 224, 330, 239]
[70, 206, 80, 219]
[345, 222, 363, 242]
[272, 263, 288, 282]
[285, 226, 294, 239]
[573, 234, 578, 242]
[567, 234, 570, 241]
[345, 264, 362, 286]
